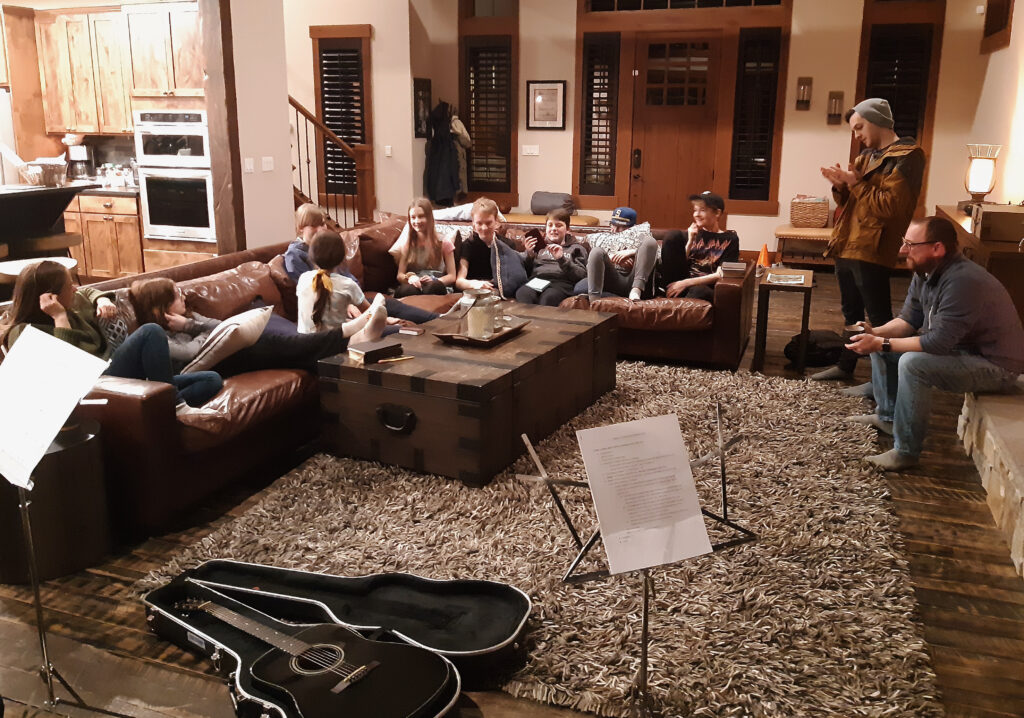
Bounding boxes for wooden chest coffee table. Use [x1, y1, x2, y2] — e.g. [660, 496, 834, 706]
[318, 303, 617, 486]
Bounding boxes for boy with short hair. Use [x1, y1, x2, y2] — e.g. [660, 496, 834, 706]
[455, 197, 525, 298]
[579, 206, 659, 302]
[659, 191, 740, 302]
[516, 208, 590, 306]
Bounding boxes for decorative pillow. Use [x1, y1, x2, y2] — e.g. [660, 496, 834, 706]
[530, 191, 576, 216]
[358, 217, 407, 293]
[98, 311, 131, 352]
[432, 203, 507, 223]
[181, 306, 272, 373]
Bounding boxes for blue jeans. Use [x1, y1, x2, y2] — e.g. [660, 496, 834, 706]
[870, 350, 1019, 457]
[105, 323, 223, 407]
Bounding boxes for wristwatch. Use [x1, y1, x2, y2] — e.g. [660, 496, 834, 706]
[881, 337, 891, 353]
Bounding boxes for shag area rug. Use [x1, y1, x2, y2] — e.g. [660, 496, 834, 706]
[140, 362, 941, 717]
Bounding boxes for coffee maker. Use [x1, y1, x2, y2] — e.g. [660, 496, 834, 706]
[67, 144, 95, 179]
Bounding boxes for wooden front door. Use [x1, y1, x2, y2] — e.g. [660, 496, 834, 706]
[629, 35, 720, 229]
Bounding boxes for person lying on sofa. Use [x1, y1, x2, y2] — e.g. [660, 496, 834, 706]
[516, 208, 590, 306]
[0, 260, 222, 411]
[455, 196, 526, 299]
[283, 203, 437, 325]
[297, 229, 389, 338]
[575, 206, 659, 302]
[395, 197, 457, 297]
[128, 277, 375, 376]
[659, 191, 740, 302]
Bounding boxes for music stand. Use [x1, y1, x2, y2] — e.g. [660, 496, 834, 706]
[518, 403, 758, 717]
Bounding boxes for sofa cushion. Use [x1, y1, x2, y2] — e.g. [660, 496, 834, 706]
[180, 261, 286, 321]
[357, 217, 406, 293]
[560, 295, 714, 331]
[182, 306, 273, 373]
[178, 368, 318, 449]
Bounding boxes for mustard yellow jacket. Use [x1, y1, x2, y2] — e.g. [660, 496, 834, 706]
[825, 138, 926, 266]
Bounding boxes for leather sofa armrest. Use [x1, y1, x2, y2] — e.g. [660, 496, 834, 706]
[709, 262, 755, 364]
[79, 376, 181, 461]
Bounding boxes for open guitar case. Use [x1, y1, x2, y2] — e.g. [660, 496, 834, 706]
[143, 559, 532, 718]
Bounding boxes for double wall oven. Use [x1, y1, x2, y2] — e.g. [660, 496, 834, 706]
[135, 110, 216, 243]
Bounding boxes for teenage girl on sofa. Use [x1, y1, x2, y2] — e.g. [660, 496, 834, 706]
[127, 277, 376, 375]
[394, 197, 457, 297]
[296, 229, 389, 337]
[0, 260, 222, 408]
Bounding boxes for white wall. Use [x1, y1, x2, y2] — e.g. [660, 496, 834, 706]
[283, 0, 416, 215]
[514, 0, 577, 214]
[408, 0, 459, 203]
[230, 0, 293, 248]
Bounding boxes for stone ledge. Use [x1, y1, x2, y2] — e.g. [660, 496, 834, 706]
[959, 385, 1024, 576]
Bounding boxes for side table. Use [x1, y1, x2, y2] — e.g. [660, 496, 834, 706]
[751, 269, 814, 374]
[774, 224, 832, 266]
[0, 420, 110, 584]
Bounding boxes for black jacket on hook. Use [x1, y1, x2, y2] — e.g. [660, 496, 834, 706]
[424, 101, 461, 206]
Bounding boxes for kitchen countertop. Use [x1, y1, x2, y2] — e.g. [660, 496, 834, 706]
[0, 183, 100, 243]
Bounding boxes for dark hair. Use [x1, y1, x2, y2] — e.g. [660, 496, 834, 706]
[129, 277, 178, 329]
[914, 216, 959, 255]
[844, 108, 856, 123]
[546, 208, 571, 227]
[309, 229, 348, 328]
[1, 260, 71, 348]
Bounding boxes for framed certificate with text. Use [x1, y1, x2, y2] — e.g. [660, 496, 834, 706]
[526, 80, 566, 130]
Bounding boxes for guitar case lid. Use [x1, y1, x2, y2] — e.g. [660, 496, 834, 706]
[144, 578, 461, 718]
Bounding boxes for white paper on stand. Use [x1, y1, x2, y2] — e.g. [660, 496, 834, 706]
[0, 327, 107, 490]
[577, 413, 712, 574]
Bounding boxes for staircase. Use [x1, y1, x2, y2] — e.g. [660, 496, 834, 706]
[289, 95, 375, 230]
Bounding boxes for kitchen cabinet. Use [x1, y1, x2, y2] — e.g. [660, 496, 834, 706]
[90, 12, 133, 134]
[125, 3, 204, 99]
[35, 13, 100, 134]
[65, 193, 144, 279]
[0, 11, 9, 86]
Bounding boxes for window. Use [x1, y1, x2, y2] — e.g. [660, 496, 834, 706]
[464, 37, 513, 193]
[644, 41, 710, 106]
[317, 37, 366, 195]
[579, 33, 620, 196]
[729, 28, 781, 201]
[863, 25, 932, 142]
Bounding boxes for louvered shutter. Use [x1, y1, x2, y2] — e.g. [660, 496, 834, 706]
[588, 0, 780, 10]
[580, 33, 620, 196]
[318, 38, 365, 195]
[465, 37, 512, 193]
[728, 27, 781, 201]
[864, 24, 933, 141]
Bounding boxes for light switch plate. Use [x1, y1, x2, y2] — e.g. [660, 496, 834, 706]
[522, 145, 540, 156]
[244, 158, 254, 174]
[261, 156, 274, 172]
[384, 145, 393, 157]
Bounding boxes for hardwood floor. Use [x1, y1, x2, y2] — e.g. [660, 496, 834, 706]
[2, 269, 1023, 718]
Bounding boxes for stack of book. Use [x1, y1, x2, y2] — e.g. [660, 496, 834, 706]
[721, 261, 747, 277]
[348, 337, 403, 365]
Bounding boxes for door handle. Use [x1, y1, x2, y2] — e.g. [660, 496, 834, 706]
[632, 149, 642, 169]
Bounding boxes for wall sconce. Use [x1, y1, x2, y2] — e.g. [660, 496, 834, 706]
[958, 143, 1001, 212]
[826, 91, 844, 124]
[795, 77, 812, 110]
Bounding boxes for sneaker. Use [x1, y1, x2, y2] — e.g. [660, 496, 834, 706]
[844, 413, 894, 435]
[811, 366, 854, 382]
[628, 287, 642, 301]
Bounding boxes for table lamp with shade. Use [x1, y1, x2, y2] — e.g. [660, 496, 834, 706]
[958, 143, 1001, 213]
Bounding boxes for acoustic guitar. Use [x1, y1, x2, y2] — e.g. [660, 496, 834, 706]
[176, 597, 452, 718]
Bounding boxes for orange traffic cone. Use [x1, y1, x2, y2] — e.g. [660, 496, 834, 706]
[756, 243, 770, 277]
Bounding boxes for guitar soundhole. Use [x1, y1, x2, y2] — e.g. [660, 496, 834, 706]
[290, 644, 345, 676]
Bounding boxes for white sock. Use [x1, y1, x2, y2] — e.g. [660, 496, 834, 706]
[350, 307, 387, 344]
[628, 287, 642, 301]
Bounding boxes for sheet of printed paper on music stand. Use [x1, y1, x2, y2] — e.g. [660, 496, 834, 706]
[0, 327, 107, 490]
[577, 413, 712, 574]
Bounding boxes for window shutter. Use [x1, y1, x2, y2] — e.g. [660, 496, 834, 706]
[864, 24, 933, 141]
[580, 33, 620, 196]
[465, 38, 512, 193]
[588, 0, 780, 10]
[729, 27, 781, 202]
[318, 39, 365, 195]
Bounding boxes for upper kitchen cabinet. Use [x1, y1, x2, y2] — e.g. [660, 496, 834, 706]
[90, 12, 133, 134]
[0, 11, 9, 86]
[35, 14, 78, 134]
[125, 3, 204, 99]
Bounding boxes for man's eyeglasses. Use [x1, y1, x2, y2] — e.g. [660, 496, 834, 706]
[900, 238, 939, 248]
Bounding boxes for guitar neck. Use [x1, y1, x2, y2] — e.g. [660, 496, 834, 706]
[201, 602, 309, 657]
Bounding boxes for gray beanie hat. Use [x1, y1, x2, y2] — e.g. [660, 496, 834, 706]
[851, 98, 894, 129]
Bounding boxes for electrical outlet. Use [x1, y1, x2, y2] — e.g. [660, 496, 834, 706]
[384, 145, 393, 157]
[522, 145, 540, 156]
[261, 156, 274, 172]
[244, 158, 254, 174]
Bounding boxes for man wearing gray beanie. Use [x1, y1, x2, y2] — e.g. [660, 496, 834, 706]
[813, 97, 926, 384]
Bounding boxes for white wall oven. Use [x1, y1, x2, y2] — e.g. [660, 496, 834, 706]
[134, 110, 211, 168]
[139, 167, 216, 242]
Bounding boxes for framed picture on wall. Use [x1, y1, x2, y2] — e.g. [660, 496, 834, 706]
[526, 80, 566, 130]
[414, 78, 431, 139]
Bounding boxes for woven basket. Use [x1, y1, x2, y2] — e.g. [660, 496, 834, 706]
[790, 196, 829, 228]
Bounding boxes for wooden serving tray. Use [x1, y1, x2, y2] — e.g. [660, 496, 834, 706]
[433, 317, 531, 347]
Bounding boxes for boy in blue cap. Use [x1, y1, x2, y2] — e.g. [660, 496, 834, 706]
[580, 206, 659, 301]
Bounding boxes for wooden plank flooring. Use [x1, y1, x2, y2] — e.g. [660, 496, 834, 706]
[2, 269, 1023, 718]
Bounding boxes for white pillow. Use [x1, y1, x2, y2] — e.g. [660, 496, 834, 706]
[181, 306, 272, 373]
[432, 203, 507, 223]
